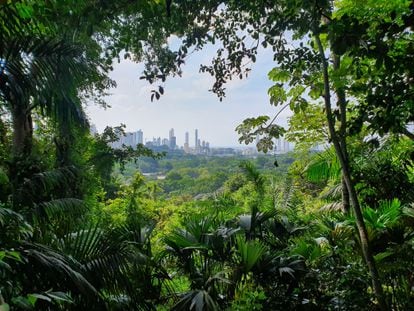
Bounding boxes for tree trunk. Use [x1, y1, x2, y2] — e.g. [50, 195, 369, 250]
[11, 104, 33, 158]
[341, 176, 350, 213]
[332, 54, 351, 214]
[314, 32, 388, 311]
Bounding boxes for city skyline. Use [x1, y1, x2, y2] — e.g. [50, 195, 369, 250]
[109, 127, 211, 150]
[106, 126, 293, 154]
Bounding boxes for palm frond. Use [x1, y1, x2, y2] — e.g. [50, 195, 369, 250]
[19, 166, 78, 197]
[0, 36, 99, 128]
[172, 290, 219, 311]
[305, 148, 341, 183]
[361, 199, 402, 239]
[320, 182, 342, 200]
[239, 161, 265, 194]
[236, 237, 266, 273]
[24, 242, 97, 297]
[319, 202, 344, 212]
[0, 206, 24, 226]
[35, 198, 86, 222]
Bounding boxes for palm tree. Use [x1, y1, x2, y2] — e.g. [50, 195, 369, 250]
[0, 35, 93, 158]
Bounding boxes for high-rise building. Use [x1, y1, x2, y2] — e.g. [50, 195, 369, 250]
[136, 130, 143, 145]
[169, 128, 176, 149]
[124, 132, 134, 147]
[170, 137, 176, 149]
[184, 131, 190, 153]
[195, 129, 198, 148]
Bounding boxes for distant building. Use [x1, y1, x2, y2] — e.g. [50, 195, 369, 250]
[136, 130, 143, 144]
[274, 137, 291, 154]
[169, 128, 176, 149]
[195, 129, 198, 149]
[110, 129, 144, 149]
[184, 131, 190, 153]
[170, 136, 176, 149]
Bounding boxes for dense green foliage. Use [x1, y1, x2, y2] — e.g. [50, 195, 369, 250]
[1, 0, 414, 310]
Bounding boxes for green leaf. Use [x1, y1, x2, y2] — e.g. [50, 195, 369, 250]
[309, 82, 324, 100]
[31, 294, 51, 303]
[268, 67, 290, 82]
[27, 294, 38, 306]
[287, 84, 306, 99]
[236, 237, 266, 272]
[268, 84, 287, 104]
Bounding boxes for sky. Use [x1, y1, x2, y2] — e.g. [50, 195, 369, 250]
[86, 44, 292, 147]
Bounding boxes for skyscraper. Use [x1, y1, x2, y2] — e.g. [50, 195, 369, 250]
[184, 131, 190, 153]
[169, 128, 176, 149]
[195, 129, 198, 149]
[136, 130, 143, 145]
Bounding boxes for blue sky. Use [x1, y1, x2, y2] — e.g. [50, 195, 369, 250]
[86, 44, 292, 147]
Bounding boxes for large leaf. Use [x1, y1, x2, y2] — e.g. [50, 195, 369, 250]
[236, 237, 266, 273]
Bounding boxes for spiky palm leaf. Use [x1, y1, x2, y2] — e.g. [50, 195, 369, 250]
[359, 199, 403, 241]
[235, 237, 266, 273]
[305, 148, 341, 183]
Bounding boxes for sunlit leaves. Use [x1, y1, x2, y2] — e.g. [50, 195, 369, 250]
[236, 116, 286, 153]
[268, 68, 290, 83]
